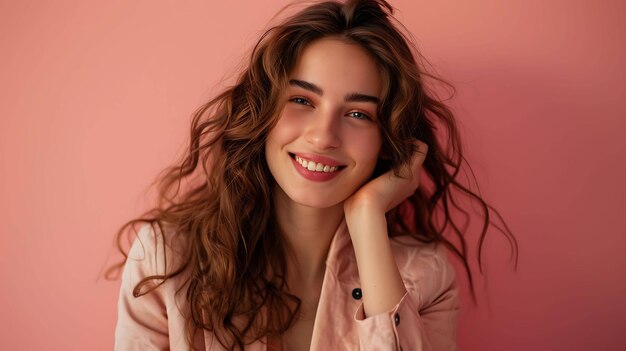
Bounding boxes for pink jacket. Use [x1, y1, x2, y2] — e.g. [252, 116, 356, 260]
[114, 220, 460, 350]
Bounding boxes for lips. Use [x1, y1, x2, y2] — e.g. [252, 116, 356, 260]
[288, 153, 345, 182]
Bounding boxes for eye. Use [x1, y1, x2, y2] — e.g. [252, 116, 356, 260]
[290, 97, 311, 106]
[347, 111, 372, 121]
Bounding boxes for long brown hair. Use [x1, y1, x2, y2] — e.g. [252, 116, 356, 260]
[105, 0, 518, 350]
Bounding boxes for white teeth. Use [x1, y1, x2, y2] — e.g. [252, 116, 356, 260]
[295, 155, 340, 173]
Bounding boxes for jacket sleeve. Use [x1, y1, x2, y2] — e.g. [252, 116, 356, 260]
[353, 243, 460, 351]
[114, 224, 171, 350]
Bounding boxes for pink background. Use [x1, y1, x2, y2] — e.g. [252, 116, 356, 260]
[1, 0, 625, 349]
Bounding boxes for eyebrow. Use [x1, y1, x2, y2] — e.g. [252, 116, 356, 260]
[289, 79, 380, 105]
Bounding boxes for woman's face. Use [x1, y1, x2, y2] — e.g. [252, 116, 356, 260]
[265, 37, 383, 209]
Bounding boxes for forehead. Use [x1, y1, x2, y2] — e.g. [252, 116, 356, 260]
[288, 37, 382, 97]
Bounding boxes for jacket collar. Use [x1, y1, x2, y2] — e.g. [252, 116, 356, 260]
[324, 218, 360, 284]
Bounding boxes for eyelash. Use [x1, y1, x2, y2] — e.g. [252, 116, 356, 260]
[347, 111, 370, 120]
[290, 97, 311, 106]
[289, 97, 372, 121]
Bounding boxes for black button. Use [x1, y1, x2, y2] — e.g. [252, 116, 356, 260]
[394, 313, 400, 326]
[351, 288, 362, 300]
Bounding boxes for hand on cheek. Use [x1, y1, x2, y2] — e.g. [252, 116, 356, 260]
[343, 140, 428, 219]
[343, 140, 428, 317]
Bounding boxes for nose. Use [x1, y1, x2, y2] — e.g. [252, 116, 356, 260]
[303, 108, 341, 150]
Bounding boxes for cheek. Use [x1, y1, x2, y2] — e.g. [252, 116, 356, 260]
[267, 112, 300, 145]
[352, 130, 383, 164]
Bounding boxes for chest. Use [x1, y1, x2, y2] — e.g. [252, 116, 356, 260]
[280, 288, 321, 351]
[205, 274, 368, 350]
[281, 316, 316, 351]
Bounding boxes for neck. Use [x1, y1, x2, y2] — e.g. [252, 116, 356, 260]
[273, 187, 345, 287]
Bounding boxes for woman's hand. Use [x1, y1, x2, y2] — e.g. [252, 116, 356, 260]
[344, 139, 429, 218]
[342, 140, 428, 316]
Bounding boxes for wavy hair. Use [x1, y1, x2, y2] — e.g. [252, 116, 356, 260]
[105, 0, 518, 350]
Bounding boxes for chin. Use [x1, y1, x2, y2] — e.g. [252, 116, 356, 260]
[287, 191, 346, 209]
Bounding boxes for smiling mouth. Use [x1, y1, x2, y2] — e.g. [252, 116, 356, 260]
[289, 153, 345, 173]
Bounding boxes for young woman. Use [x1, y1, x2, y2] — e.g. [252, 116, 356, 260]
[109, 0, 517, 350]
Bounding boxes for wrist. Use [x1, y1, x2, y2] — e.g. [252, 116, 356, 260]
[344, 198, 385, 221]
[345, 207, 387, 244]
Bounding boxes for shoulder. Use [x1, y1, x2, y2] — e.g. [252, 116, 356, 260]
[123, 223, 191, 298]
[388, 236, 457, 309]
[127, 223, 188, 272]
[116, 223, 200, 349]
